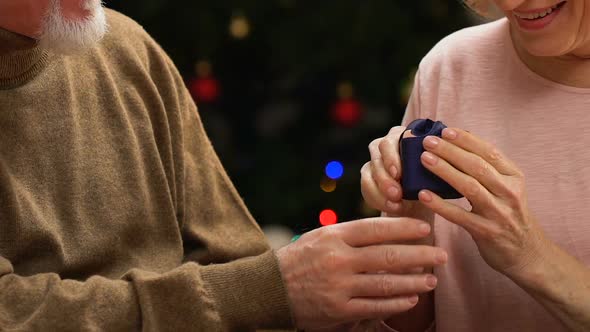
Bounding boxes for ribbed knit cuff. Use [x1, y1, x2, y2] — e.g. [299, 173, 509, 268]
[201, 250, 294, 330]
[0, 29, 50, 90]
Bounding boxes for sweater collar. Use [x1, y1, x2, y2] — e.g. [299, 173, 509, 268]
[0, 29, 50, 90]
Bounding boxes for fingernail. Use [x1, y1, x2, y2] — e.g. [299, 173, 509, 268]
[386, 200, 401, 211]
[389, 166, 398, 179]
[418, 190, 433, 203]
[436, 251, 448, 264]
[443, 129, 458, 140]
[426, 275, 438, 288]
[421, 152, 438, 166]
[419, 223, 431, 234]
[387, 186, 399, 198]
[423, 136, 440, 149]
[408, 295, 419, 305]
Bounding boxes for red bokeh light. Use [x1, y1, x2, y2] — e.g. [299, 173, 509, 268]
[331, 99, 362, 127]
[319, 209, 338, 226]
[189, 77, 220, 103]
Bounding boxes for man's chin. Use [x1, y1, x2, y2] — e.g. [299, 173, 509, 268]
[37, 2, 108, 55]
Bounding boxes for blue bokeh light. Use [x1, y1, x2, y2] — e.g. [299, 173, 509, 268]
[325, 161, 344, 180]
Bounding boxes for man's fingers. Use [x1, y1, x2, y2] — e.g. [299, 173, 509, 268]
[351, 274, 437, 298]
[345, 296, 419, 321]
[351, 244, 447, 273]
[339, 218, 431, 247]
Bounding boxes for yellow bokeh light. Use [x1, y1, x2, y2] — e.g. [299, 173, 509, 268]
[229, 15, 251, 40]
[337, 81, 354, 100]
[195, 60, 212, 78]
[320, 177, 337, 193]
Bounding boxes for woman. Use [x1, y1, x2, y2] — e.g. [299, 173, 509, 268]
[360, 0, 590, 331]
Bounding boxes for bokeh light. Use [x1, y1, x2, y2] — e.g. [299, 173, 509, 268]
[320, 177, 337, 193]
[337, 81, 354, 99]
[229, 14, 251, 40]
[319, 209, 338, 226]
[195, 60, 212, 78]
[332, 99, 362, 127]
[325, 161, 344, 180]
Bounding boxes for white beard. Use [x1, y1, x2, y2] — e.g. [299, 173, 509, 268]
[38, 0, 108, 54]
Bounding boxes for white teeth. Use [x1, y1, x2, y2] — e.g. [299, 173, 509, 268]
[514, 3, 561, 20]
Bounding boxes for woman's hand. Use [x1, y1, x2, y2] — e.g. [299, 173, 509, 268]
[361, 126, 433, 223]
[417, 127, 548, 277]
[360, 127, 437, 331]
[418, 127, 590, 331]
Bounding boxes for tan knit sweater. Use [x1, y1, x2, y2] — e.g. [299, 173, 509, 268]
[0, 9, 293, 332]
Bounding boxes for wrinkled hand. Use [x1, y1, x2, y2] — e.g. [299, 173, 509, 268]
[361, 126, 433, 223]
[417, 128, 548, 277]
[276, 218, 448, 331]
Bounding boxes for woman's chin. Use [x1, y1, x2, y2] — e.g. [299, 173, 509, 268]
[523, 45, 565, 57]
[514, 33, 573, 57]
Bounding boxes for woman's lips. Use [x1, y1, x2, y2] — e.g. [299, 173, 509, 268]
[513, 1, 566, 31]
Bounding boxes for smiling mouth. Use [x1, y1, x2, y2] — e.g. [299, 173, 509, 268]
[513, 1, 567, 20]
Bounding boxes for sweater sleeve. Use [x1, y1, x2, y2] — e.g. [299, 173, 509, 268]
[0, 251, 292, 331]
[0, 95, 293, 332]
[0, 256, 203, 330]
[152, 35, 294, 330]
[178, 92, 294, 330]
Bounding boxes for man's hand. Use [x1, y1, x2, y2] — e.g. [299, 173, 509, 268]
[276, 217, 448, 331]
[361, 126, 433, 223]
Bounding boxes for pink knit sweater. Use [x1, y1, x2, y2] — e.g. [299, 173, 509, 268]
[374, 18, 590, 331]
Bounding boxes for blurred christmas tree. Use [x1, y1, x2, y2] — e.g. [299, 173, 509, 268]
[107, 0, 474, 234]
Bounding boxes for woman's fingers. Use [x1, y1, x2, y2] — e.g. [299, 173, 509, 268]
[422, 136, 507, 197]
[345, 296, 420, 321]
[418, 190, 490, 237]
[371, 156, 403, 202]
[350, 273, 437, 298]
[360, 162, 400, 214]
[379, 126, 406, 181]
[420, 150, 495, 209]
[369, 137, 402, 202]
[361, 127, 407, 214]
[442, 128, 521, 176]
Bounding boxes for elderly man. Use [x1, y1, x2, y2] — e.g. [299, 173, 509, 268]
[0, 1, 448, 331]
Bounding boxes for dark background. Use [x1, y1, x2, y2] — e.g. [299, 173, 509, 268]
[107, 1, 477, 237]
